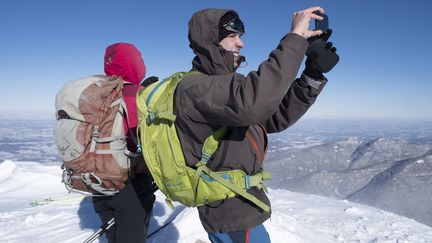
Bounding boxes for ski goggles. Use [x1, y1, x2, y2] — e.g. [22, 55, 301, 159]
[222, 18, 245, 35]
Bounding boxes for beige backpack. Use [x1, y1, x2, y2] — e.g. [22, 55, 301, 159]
[55, 75, 136, 195]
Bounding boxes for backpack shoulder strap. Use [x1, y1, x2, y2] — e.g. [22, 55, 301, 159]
[145, 71, 198, 122]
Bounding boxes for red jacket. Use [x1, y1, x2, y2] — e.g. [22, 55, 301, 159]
[104, 43, 146, 152]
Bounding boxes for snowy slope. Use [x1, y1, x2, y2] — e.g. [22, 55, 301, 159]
[1, 160, 432, 243]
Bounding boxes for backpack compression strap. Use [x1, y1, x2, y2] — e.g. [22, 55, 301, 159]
[195, 127, 271, 212]
[89, 98, 134, 157]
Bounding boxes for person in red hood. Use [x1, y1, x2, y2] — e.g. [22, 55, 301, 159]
[92, 42, 155, 243]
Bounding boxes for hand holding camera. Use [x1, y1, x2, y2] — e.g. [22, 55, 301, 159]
[304, 11, 339, 77]
[291, 7, 325, 39]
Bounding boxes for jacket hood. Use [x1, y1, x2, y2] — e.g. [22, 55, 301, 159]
[188, 8, 241, 75]
[104, 43, 146, 85]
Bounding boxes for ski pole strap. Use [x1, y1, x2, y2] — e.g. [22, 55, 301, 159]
[197, 165, 270, 212]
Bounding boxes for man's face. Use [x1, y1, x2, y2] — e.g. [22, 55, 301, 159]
[219, 33, 245, 68]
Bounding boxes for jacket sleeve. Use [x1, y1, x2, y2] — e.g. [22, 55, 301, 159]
[260, 74, 327, 133]
[177, 33, 309, 126]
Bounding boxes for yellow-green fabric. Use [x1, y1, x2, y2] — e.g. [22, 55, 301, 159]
[136, 72, 270, 212]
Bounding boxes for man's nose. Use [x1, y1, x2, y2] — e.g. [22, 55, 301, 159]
[236, 38, 245, 48]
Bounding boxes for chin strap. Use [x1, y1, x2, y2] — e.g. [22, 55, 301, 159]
[236, 55, 247, 69]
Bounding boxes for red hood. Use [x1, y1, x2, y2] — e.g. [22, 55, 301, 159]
[104, 43, 146, 85]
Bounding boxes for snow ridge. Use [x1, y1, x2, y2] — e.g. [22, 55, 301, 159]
[1, 161, 432, 243]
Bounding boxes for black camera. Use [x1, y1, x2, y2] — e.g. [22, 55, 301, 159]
[314, 12, 329, 31]
[305, 11, 339, 73]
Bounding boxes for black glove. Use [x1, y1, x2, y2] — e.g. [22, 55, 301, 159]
[305, 29, 339, 77]
[304, 56, 324, 80]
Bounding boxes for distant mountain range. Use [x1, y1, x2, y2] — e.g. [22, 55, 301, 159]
[266, 125, 432, 227]
[1, 118, 432, 227]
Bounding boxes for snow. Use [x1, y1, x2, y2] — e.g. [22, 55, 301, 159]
[1, 160, 431, 243]
[2, 118, 432, 242]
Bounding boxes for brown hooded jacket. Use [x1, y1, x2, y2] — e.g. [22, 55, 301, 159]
[174, 8, 327, 232]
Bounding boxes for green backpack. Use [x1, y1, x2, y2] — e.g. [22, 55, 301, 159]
[136, 72, 271, 212]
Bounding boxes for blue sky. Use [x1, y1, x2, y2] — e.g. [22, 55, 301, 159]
[2, 0, 431, 120]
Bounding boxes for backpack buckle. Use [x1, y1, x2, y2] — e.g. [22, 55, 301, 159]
[147, 112, 155, 123]
[92, 126, 100, 138]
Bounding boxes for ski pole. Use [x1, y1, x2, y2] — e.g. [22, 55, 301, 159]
[83, 218, 115, 243]
[147, 211, 178, 239]
[82, 183, 158, 243]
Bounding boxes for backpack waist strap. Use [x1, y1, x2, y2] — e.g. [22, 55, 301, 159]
[196, 164, 271, 212]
